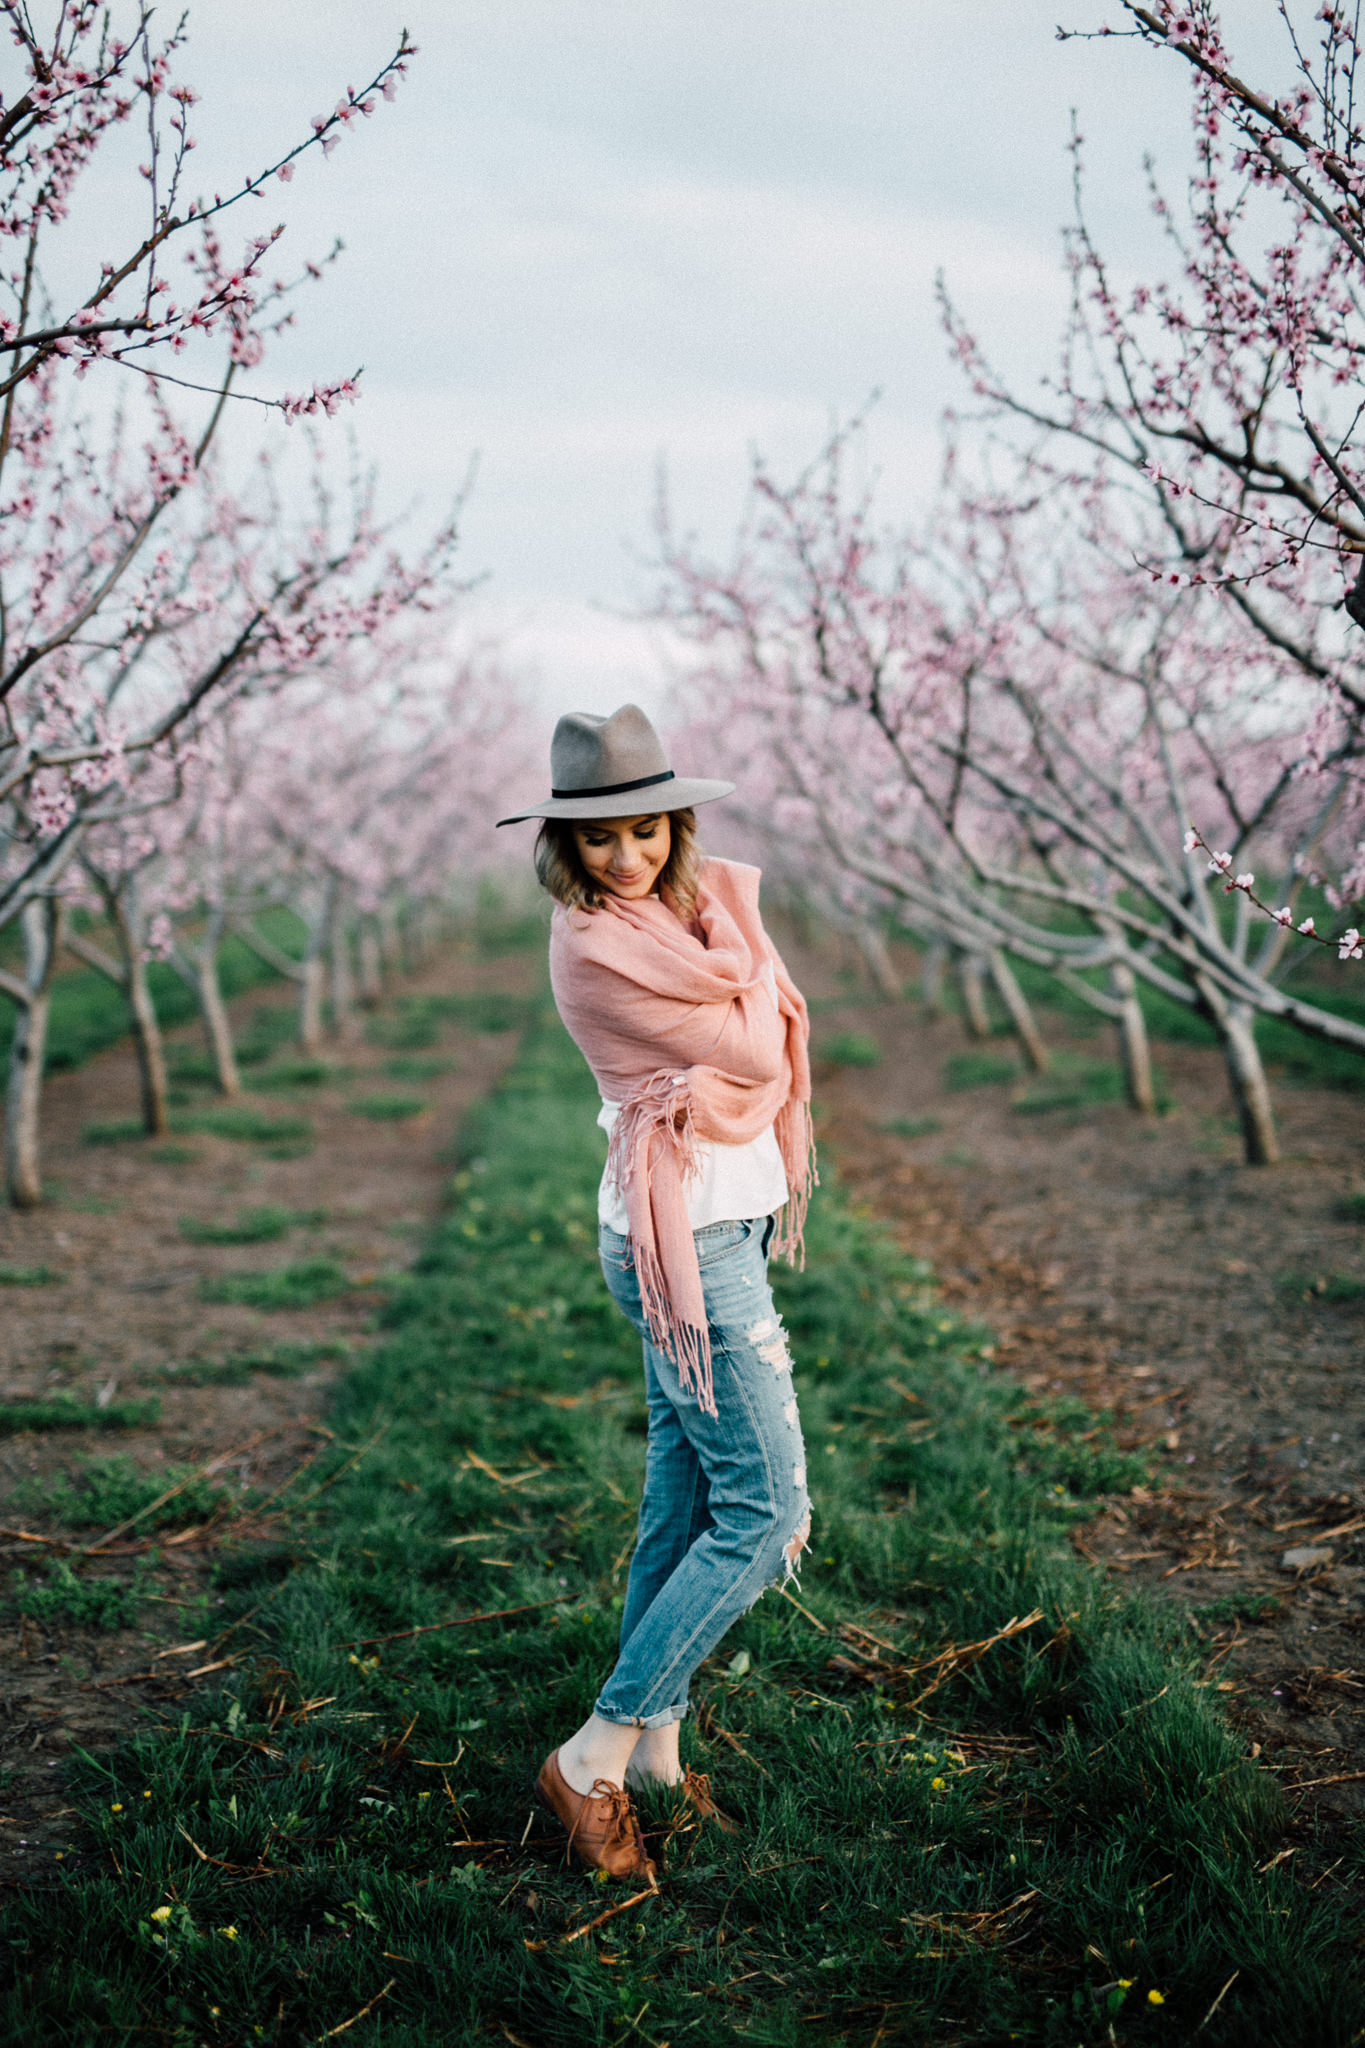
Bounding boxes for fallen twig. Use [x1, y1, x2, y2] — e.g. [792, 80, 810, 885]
[1272, 1512, 1365, 1540]
[84, 1668, 182, 1691]
[562, 1881, 660, 1944]
[461, 1449, 552, 1491]
[901, 1609, 1045, 1711]
[316, 1978, 397, 2041]
[292, 1426, 389, 1509]
[700, 1717, 771, 1778]
[82, 1431, 276, 1555]
[1193, 1971, 1240, 2036]
[776, 1584, 828, 1634]
[334, 1595, 571, 1652]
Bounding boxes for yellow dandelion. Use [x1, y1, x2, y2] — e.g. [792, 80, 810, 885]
[218, 1925, 238, 1940]
[931, 1776, 946, 1791]
[109, 1802, 123, 1813]
[150, 1906, 173, 1924]
[1147, 1989, 1165, 2006]
[1118, 1978, 1134, 1990]
[142, 1789, 152, 1800]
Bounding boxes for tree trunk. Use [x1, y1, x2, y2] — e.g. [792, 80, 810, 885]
[4, 899, 62, 1209]
[988, 948, 1048, 1074]
[920, 938, 948, 1014]
[198, 945, 241, 1097]
[1194, 970, 1279, 1165]
[377, 900, 403, 973]
[1220, 999, 1280, 1165]
[294, 897, 328, 1052]
[957, 952, 992, 1039]
[328, 886, 358, 1041]
[296, 956, 322, 1053]
[110, 894, 170, 1138]
[68, 875, 170, 1136]
[1108, 956, 1156, 1113]
[357, 919, 383, 1005]
[856, 921, 901, 1000]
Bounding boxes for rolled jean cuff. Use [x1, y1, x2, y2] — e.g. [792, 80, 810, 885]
[591, 1697, 688, 1731]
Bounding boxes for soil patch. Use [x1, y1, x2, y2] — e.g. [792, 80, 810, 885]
[0, 947, 537, 1883]
[789, 932, 1365, 1835]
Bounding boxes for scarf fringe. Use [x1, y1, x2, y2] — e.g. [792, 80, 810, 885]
[608, 1075, 716, 1416]
[605, 1068, 702, 1194]
[769, 1096, 819, 1270]
[633, 1238, 716, 1420]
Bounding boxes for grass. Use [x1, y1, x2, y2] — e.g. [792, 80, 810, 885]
[0, 1262, 61, 1286]
[429, 990, 539, 1034]
[199, 1257, 351, 1311]
[383, 1054, 455, 1080]
[365, 1000, 443, 1050]
[1338, 1190, 1365, 1222]
[923, 916, 1365, 1094]
[819, 1029, 882, 1067]
[178, 1106, 313, 1144]
[156, 1340, 350, 1388]
[177, 1205, 326, 1246]
[944, 1050, 1020, 1090]
[881, 1113, 942, 1139]
[81, 1118, 147, 1146]
[234, 1004, 299, 1065]
[0, 1394, 160, 1434]
[1197, 1594, 1283, 1628]
[15, 1453, 228, 1532]
[349, 1093, 428, 1122]
[11, 1557, 146, 1630]
[84, 1105, 312, 1149]
[248, 1055, 334, 1091]
[1276, 1270, 1365, 1305]
[0, 909, 304, 1078]
[1009, 1053, 1169, 1117]
[4, 1014, 1361, 2045]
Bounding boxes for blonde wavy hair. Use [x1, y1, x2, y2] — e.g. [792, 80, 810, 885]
[534, 809, 700, 920]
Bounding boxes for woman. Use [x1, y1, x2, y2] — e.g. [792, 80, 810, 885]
[497, 704, 816, 1882]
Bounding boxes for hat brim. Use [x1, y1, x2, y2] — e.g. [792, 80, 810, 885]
[496, 777, 735, 826]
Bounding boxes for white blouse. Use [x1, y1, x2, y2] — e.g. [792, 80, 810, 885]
[595, 959, 789, 1234]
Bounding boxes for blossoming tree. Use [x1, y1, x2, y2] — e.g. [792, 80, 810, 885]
[950, 0, 1365, 936]
[0, 1, 428, 1204]
[657, 426, 1365, 1165]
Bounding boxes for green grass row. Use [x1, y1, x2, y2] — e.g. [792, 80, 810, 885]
[0, 911, 309, 1078]
[988, 945, 1365, 1093]
[2, 1017, 1361, 2044]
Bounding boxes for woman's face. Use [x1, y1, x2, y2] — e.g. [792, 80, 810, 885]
[572, 813, 671, 900]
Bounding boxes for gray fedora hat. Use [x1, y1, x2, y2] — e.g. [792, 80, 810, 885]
[496, 703, 734, 825]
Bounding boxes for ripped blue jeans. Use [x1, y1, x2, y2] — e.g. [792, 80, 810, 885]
[593, 1215, 811, 1729]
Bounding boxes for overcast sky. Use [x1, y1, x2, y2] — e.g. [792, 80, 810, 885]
[99, 1, 1290, 713]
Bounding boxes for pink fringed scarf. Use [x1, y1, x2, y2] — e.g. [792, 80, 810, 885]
[549, 857, 816, 1419]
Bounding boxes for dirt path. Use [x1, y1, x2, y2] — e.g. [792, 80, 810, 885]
[788, 933, 1365, 1830]
[0, 947, 536, 1882]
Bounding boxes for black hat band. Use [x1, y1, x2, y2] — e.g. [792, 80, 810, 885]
[550, 768, 676, 801]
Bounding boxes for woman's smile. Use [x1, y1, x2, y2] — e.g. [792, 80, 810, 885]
[572, 813, 671, 900]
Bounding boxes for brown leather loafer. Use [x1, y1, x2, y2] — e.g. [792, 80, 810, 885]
[535, 1749, 658, 1882]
